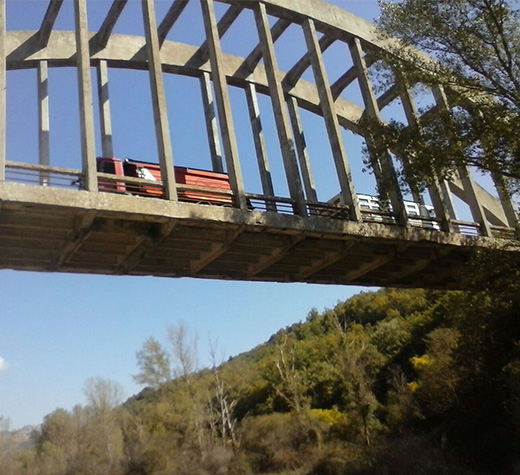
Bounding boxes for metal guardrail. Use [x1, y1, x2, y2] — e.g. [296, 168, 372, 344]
[451, 219, 481, 237]
[4, 162, 517, 239]
[490, 225, 517, 239]
[6, 161, 82, 189]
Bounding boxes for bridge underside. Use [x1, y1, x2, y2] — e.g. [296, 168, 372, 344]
[0, 183, 503, 290]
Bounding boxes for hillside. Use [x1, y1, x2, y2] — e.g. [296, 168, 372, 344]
[3, 251, 520, 475]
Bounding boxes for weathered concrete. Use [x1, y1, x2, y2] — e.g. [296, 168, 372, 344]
[1, 0, 517, 288]
[1, 182, 514, 289]
[142, 0, 178, 201]
[254, 2, 307, 216]
[74, 0, 97, 192]
[200, 0, 247, 210]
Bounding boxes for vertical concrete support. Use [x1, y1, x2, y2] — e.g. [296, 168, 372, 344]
[253, 3, 307, 216]
[200, 0, 247, 210]
[96, 60, 114, 158]
[141, 0, 177, 201]
[349, 38, 407, 226]
[245, 82, 276, 211]
[491, 172, 519, 231]
[0, 0, 6, 183]
[199, 71, 224, 173]
[398, 80, 455, 232]
[433, 86, 492, 236]
[302, 19, 361, 221]
[38, 61, 50, 185]
[74, 0, 97, 192]
[474, 113, 518, 231]
[287, 96, 317, 202]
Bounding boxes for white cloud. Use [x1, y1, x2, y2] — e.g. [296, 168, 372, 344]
[0, 357, 9, 373]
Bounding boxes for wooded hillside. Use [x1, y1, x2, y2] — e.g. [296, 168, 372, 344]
[3, 250, 520, 474]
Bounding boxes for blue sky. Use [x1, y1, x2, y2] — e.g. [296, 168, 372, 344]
[1, 0, 383, 429]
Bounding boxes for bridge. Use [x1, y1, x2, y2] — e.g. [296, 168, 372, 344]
[0, 0, 517, 289]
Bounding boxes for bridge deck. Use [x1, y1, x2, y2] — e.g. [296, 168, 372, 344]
[1, 182, 505, 289]
[1, 0, 518, 288]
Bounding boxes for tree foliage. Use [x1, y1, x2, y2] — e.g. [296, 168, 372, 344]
[368, 0, 520, 193]
[5, 279, 520, 473]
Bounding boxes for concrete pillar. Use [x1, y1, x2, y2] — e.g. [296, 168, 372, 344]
[491, 172, 519, 231]
[199, 71, 224, 173]
[349, 37, 408, 226]
[302, 19, 361, 221]
[254, 2, 307, 216]
[287, 96, 317, 202]
[245, 82, 276, 211]
[74, 0, 98, 191]
[433, 85, 492, 236]
[141, 0, 177, 201]
[200, 0, 247, 210]
[96, 60, 114, 158]
[398, 76, 456, 232]
[38, 61, 50, 185]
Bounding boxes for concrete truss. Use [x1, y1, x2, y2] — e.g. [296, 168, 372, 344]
[0, 0, 518, 288]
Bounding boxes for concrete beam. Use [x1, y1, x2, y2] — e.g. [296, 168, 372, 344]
[399, 76, 455, 232]
[142, 0, 178, 201]
[74, 0, 98, 192]
[303, 18, 360, 221]
[95, 0, 129, 50]
[295, 241, 354, 280]
[96, 60, 114, 157]
[344, 243, 407, 282]
[4, 32, 366, 136]
[52, 211, 96, 269]
[189, 226, 243, 274]
[247, 235, 306, 278]
[349, 37, 407, 226]
[200, 71, 224, 173]
[200, 0, 247, 210]
[236, 18, 290, 78]
[39, 0, 64, 48]
[433, 85, 492, 237]
[283, 34, 335, 89]
[245, 82, 276, 211]
[38, 61, 50, 185]
[158, 0, 189, 46]
[119, 221, 176, 272]
[287, 96, 317, 202]
[187, 4, 242, 66]
[254, 2, 307, 216]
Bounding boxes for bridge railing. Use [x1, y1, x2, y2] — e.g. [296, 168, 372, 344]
[6, 161, 82, 189]
[4, 160, 517, 238]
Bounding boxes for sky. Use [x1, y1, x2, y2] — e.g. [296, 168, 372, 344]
[0, 0, 386, 430]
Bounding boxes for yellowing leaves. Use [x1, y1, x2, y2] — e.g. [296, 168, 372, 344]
[410, 354, 434, 370]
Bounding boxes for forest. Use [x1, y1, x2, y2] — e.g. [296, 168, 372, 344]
[1, 248, 519, 475]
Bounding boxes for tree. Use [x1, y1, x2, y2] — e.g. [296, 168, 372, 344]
[271, 335, 310, 415]
[84, 377, 124, 413]
[371, 0, 520, 192]
[83, 378, 125, 474]
[209, 340, 239, 450]
[335, 323, 385, 446]
[134, 336, 172, 389]
[167, 322, 198, 380]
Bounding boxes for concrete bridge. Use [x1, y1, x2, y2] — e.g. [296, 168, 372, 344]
[0, 0, 517, 289]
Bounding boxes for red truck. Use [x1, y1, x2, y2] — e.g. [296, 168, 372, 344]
[96, 157, 233, 205]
